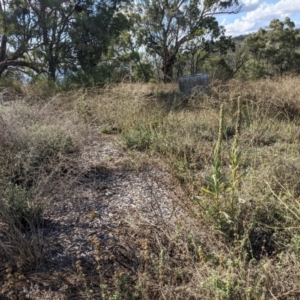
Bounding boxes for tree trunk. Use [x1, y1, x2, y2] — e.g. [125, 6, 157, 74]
[162, 55, 176, 83]
[48, 60, 56, 81]
[0, 35, 7, 62]
[47, 43, 57, 81]
[0, 35, 8, 76]
[190, 50, 196, 75]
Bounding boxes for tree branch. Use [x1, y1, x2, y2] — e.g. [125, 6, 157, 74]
[0, 60, 41, 74]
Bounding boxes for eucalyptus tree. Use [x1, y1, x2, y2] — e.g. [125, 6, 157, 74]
[0, 0, 131, 81]
[107, 8, 156, 83]
[0, 0, 78, 80]
[70, 0, 130, 73]
[0, 0, 42, 76]
[179, 33, 236, 76]
[135, 0, 241, 83]
[246, 17, 300, 77]
[27, 0, 77, 80]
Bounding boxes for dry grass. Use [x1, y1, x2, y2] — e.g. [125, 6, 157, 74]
[0, 99, 89, 279]
[1, 77, 300, 299]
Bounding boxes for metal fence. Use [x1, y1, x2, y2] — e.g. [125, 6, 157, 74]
[178, 73, 210, 97]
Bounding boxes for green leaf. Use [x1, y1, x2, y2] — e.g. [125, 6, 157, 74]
[201, 187, 215, 196]
[225, 187, 233, 193]
[194, 196, 205, 202]
[221, 211, 234, 223]
[205, 175, 215, 185]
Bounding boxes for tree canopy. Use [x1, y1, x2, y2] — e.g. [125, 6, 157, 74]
[1, 0, 300, 84]
[0, 0, 129, 81]
[246, 17, 300, 77]
[135, 0, 240, 82]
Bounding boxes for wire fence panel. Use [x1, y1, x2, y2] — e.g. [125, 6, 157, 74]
[178, 73, 210, 97]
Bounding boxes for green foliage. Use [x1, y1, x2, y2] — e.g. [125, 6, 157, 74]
[242, 60, 267, 80]
[175, 34, 236, 77]
[122, 123, 154, 151]
[204, 273, 244, 300]
[0, 0, 130, 81]
[290, 234, 300, 261]
[0, 0, 41, 76]
[28, 76, 61, 99]
[201, 103, 225, 216]
[202, 57, 233, 80]
[136, 0, 240, 82]
[28, 125, 76, 159]
[0, 183, 43, 230]
[108, 273, 141, 300]
[64, 65, 113, 88]
[2, 0, 300, 86]
[0, 75, 23, 94]
[195, 98, 245, 234]
[76, 94, 92, 123]
[245, 17, 300, 77]
[70, 1, 130, 72]
[133, 62, 154, 83]
[202, 16, 300, 80]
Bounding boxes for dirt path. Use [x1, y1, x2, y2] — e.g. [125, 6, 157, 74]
[10, 137, 187, 299]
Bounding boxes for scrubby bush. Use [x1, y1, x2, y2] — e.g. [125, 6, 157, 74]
[64, 66, 112, 88]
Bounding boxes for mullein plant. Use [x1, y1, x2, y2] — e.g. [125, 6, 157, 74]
[196, 97, 245, 229]
[228, 97, 243, 218]
[195, 103, 226, 221]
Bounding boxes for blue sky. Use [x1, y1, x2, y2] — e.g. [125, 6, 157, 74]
[219, 0, 300, 36]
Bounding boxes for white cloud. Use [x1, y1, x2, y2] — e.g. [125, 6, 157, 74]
[225, 0, 300, 36]
[240, 0, 264, 12]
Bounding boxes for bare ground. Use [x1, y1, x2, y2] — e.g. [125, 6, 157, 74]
[1, 135, 189, 299]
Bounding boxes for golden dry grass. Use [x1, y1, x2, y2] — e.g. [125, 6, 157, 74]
[1, 77, 300, 299]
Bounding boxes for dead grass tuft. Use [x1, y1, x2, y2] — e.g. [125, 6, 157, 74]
[0, 98, 88, 275]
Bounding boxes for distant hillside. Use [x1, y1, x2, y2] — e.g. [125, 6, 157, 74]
[232, 34, 251, 41]
[233, 28, 300, 41]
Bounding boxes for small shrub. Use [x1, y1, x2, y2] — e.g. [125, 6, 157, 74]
[23, 77, 61, 102]
[0, 182, 44, 270]
[0, 119, 79, 189]
[0, 183, 43, 230]
[122, 123, 154, 151]
[28, 125, 77, 158]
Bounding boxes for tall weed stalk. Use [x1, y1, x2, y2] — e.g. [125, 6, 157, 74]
[197, 98, 245, 230]
[229, 97, 242, 217]
[197, 103, 225, 221]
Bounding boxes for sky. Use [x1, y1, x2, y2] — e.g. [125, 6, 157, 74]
[220, 0, 300, 36]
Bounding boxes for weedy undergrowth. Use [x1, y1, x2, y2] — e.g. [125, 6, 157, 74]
[76, 92, 92, 123]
